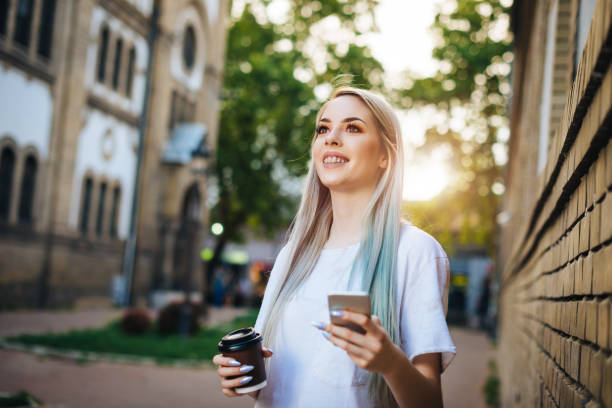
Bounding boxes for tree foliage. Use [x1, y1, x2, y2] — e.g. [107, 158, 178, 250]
[399, 0, 513, 255]
[211, 0, 382, 246]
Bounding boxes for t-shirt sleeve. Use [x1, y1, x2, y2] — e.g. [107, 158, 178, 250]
[399, 255, 456, 372]
[254, 244, 290, 334]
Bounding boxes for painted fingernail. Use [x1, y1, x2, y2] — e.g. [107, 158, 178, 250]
[311, 321, 326, 330]
[330, 310, 344, 317]
[264, 347, 274, 354]
[240, 376, 253, 384]
[239, 365, 254, 373]
[322, 332, 331, 339]
[228, 360, 241, 367]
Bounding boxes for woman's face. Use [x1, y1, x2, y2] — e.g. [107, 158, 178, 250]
[312, 95, 388, 193]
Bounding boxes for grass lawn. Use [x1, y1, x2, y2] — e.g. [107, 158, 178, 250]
[3, 309, 258, 365]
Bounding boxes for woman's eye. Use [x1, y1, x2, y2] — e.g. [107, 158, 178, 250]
[316, 126, 328, 134]
[347, 124, 361, 133]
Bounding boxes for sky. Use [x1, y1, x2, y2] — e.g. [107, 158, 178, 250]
[364, 0, 450, 201]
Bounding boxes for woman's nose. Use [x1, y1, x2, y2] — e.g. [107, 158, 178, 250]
[325, 126, 341, 145]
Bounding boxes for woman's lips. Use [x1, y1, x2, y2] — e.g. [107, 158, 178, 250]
[322, 152, 349, 168]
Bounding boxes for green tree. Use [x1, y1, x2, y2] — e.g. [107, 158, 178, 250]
[206, 1, 383, 295]
[399, 0, 513, 255]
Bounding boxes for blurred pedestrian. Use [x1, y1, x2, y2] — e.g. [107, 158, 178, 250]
[213, 87, 455, 407]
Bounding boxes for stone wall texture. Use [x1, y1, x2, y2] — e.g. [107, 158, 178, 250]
[499, 0, 611, 406]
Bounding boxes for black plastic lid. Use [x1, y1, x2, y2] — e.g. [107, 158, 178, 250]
[218, 327, 262, 353]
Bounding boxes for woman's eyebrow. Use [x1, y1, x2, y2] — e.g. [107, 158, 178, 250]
[319, 117, 366, 124]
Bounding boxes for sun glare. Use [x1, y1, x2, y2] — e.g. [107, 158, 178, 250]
[403, 160, 451, 202]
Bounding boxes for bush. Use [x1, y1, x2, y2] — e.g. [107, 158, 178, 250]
[119, 308, 152, 335]
[157, 301, 203, 336]
[483, 359, 500, 408]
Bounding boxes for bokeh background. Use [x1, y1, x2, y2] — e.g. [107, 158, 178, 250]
[1, 0, 610, 407]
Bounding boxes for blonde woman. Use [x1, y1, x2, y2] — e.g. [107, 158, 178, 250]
[213, 87, 456, 407]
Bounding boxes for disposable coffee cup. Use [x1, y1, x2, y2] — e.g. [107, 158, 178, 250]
[218, 327, 267, 394]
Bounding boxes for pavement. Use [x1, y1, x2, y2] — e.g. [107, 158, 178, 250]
[0, 308, 495, 408]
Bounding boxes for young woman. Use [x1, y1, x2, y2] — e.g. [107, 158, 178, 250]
[213, 87, 456, 407]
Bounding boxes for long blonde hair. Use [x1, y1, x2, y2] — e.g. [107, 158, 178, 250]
[262, 86, 404, 407]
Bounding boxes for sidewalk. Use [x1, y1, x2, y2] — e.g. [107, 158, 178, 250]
[0, 309, 494, 407]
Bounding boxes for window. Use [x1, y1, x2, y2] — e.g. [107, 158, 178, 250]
[79, 177, 93, 235]
[183, 25, 196, 70]
[95, 182, 106, 236]
[169, 90, 196, 129]
[0, 146, 15, 221]
[537, 0, 558, 174]
[97, 26, 109, 83]
[575, 0, 597, 71]
[0, 0, 9, 36]
[109, 185, 120, 238]
[13, 0, 34, 47]
[112, 38, 123, 90]
[17, 154, 36, 223]
[125, 46, 136, 97]
[37, 0, 57, 58]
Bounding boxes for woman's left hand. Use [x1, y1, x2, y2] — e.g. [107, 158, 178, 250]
[313, 310, 402, 375]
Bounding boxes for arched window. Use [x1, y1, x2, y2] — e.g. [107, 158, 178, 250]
[37, 0, 57, 58]
[112, 37, 123, 90]
[109, 185, 120, 238]
[97, 26, 109, 83]
[79, 176, 93, 235]
[0, 146, 15, 221]
[0, 0, 9, 36]
[125, 46, 136, 97]
[183, 25, 196, 70]
[18, 154, 36, 223]
[95, 181, 107, 236]
[13, 0, 34, 47]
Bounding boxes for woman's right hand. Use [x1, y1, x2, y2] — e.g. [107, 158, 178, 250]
[212, 347, 273, 399]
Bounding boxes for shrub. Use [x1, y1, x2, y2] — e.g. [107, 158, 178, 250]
[157, 301, 203, 336]
[119, 308, 152, 335]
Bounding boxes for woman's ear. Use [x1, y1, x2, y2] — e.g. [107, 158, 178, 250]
[379, 155, 388, 169]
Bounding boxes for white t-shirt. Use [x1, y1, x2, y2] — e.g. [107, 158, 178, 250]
[254, 223, 456, 408]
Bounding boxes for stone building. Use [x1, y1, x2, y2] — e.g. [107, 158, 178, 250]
[0, 0, 229, 308]
[499, 0, 611, 406]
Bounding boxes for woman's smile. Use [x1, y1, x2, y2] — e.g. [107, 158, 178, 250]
[312, 95, 387, 192]
[322, 151, 350, 168]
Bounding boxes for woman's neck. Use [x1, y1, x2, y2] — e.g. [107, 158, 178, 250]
[326, 187, 375, 249]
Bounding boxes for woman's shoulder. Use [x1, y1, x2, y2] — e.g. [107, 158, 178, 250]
[397, 221, 447, 262]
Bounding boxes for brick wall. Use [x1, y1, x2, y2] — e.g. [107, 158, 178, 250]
[499, 0, 611, 406]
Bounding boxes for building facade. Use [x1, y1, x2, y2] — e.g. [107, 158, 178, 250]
[0, 0, 229, 307]
[499, 0, 611, 406]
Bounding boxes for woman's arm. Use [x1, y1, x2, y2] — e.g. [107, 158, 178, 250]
[318, 311, 443, 408]
[382, 347, 442, 408]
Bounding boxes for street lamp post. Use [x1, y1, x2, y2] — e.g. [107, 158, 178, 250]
[178, 140, 211, 337]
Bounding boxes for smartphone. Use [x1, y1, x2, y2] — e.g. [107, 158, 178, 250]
[327, 291, 371, 334]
